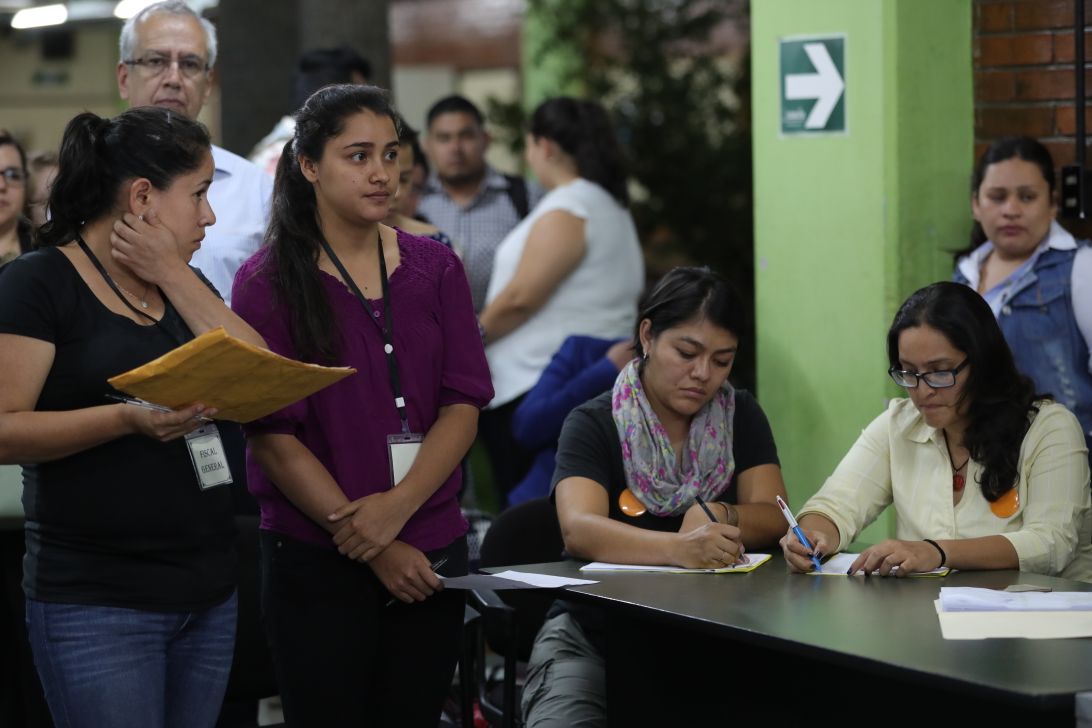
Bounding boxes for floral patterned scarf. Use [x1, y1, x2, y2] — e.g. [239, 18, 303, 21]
[611, 359, 736, 517]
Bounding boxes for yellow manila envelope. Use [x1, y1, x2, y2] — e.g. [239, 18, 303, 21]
[108, 327, 355, 423]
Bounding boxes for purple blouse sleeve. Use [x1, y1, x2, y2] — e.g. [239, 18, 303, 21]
[231, 254, 309, 436]
[437, 254, 494, 409]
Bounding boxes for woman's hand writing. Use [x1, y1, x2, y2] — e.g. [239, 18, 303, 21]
[779, 526, 831, 573]
[368, 540, 443, 603]
[671, 522, 744, 569]
[328, 491, 411, 562]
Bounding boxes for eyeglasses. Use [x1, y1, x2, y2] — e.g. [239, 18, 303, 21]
[123, 53, 209, 79]
[0, 167, 26, 185]
[888, 359, 968, 389]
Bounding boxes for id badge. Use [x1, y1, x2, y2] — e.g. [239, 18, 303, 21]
[387, 432, 423, 487]
[185, 423, 233, 490]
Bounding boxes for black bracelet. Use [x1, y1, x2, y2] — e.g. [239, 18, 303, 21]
[923, 539, 946, 569]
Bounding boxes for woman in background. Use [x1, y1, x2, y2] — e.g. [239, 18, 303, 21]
[25, 150, 59, 229]
[953, 136, 1091, 466]
[0, 132, 32, 266]
[507, 335, 631, 507]
[384, 121, 451, 246]
[478, 96, 644, 502]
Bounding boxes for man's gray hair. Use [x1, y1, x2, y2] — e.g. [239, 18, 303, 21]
[119, 1, 218, 69]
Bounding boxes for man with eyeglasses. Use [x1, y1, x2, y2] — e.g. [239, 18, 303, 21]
[116, 0, 272, 306]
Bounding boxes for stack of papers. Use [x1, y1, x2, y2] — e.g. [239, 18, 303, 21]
[935, 587, 1092, 640]
[809, 552, 951, 577]
[939, 587, 1092, 611]
[579, 553, 771, 574]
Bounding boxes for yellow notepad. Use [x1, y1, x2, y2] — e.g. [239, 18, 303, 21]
[579, 553, 772, 574]
[108, 327, 355, 423]
[807, 552, 951, 577]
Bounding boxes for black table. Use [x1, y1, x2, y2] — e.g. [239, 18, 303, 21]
[510, 555, 1092, 726]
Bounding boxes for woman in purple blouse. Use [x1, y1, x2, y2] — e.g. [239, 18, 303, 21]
[231, 85, 493, 727]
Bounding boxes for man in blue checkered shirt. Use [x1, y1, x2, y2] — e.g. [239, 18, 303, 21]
[420, 95, 540, 313]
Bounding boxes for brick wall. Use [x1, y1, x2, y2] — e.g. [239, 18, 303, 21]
[974, 0, 1092, 235]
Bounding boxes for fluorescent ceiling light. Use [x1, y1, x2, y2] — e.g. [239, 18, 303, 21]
[11, 3, 67, 28]
[67, 2, 119, 22]
[114, 0, 157, 19]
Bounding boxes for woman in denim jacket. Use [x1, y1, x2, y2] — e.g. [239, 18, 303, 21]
[953, 137, 1092, 467]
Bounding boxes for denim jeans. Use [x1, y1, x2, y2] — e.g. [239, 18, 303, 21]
[25, 592, 237, 728]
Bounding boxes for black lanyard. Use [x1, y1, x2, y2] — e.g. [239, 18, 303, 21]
[76, 235, 188, 347]
[318, 231, 409, 433]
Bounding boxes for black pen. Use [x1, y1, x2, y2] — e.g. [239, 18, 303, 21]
[696, 495, 747, 566]
[694, 494, 718, 523]
[385, 555, 449, 607]
[105, 393, 214, 423]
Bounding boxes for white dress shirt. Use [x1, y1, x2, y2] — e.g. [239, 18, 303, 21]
[192, 145, 273, 306]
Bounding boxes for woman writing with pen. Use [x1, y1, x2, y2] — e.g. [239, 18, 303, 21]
[781, 282, 1092, 579]
[521, 266, 787, 727]
[231, 85, 492, 727]
[0, 107, 265, 727]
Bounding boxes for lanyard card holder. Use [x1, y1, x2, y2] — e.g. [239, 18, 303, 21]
[185, 423, 233, 490]
[387, 432, 423, 488]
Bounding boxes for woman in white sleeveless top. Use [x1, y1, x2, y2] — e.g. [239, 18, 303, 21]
[477, 97, 644, 501]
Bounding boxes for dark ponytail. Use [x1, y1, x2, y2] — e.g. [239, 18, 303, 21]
[38, 107, 210, 248]
[529, 97, 629, 206]
[264, 84, 399, 363]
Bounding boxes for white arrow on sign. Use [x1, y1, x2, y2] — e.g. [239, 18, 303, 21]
[785, 43, 845, 130]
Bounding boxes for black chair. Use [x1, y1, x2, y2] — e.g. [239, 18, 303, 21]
[465, 497, 565, 728]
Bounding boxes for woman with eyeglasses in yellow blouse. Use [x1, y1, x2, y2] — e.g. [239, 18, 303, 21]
[781, 282, 1092, 580]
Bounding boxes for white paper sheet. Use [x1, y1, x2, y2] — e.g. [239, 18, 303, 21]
[940, 587, 1092, 612]
[579, 553, 772, 574]
[488, 570, 599, 588]
[808, 552, 951, 577]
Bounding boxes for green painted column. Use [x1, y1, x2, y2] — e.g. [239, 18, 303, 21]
[521, 0, 584, 111]
[753, 1, 972, 543]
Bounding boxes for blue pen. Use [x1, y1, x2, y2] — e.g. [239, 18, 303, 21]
[776, 495, 822, 573]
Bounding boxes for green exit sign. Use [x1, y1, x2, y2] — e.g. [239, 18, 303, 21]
[780, 34, 846, 135]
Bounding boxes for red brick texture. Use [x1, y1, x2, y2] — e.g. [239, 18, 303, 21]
[974, 0, 1092, 234]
